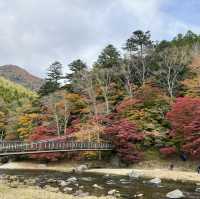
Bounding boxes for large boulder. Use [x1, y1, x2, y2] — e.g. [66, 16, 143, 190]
[166, 189, 185, 198]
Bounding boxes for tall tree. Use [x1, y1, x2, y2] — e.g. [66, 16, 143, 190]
[156, 46, 191, 98]
[67, 59, 87, 83]
[74, 70, 98, 117]
[39, 61, 63, 96]
[47, 61, 63, 83]
[94, 68, 112, 114]
[123, 30, 154, 85]
[94, 44, 121, 69]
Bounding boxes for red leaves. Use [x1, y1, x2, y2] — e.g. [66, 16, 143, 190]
[167, 97, 200, 135]
[29, 126, 65, 162]
[167, 97, 200, 159]
[104, 119, 143, 164]
[116, 98, 140, 113]
[29, 126, 56, 141]
[159, 147, 176, 156]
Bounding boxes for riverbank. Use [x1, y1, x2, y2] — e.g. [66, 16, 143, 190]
[1, 160, 200, 183]
[0, 160, 76, 172]
[86, 168, 200, 183]
[0, 184, 113, 199]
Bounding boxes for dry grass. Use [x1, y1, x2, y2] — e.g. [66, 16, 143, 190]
[0, 185, 112, 199]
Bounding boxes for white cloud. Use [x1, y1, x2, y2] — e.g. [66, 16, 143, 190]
[0, 0, 199, 77]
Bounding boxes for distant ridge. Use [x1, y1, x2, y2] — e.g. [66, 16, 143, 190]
[0, 65, 44, 91]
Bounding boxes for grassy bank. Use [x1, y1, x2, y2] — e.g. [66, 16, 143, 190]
[0, 184, 113, 199]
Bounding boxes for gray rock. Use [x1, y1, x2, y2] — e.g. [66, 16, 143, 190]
[149, 178, 161, 185]
[67, 177, 77, 183]
[108, 189, 118, 195]
[44, 185, 60, 193]
[9, 175, 18, 181]
[166, 189, 185, 198]
[59, 180, 70, 187]
[103, 174, 110, 178]
[92, 184, 103, 189]
[120, 179, 130, 184]
[134, 193, 144, 197]
[196, 182, 200, 186]
[106, 180, 115, 185]
[47, 179, 57, 183]
[74, 165, 88, 173]
[195, 187, 200, 192]
[81, 177, 93, 182]
[24, 178, 36, 186]
[63, 187, 73, 193]
[128, 170, 141, 179]
[9, 181, 19, 188]
[75, 183, 79, 187]
[74, 190, 89, 197]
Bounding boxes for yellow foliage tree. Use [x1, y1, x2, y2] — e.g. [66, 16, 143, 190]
[73, 121, 105, 160]
[17, 113, 40, 139]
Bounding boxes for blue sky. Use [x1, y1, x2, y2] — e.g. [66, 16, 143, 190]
[0, 0, 199, 77]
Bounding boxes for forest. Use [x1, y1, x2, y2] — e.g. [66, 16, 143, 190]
[1, 30, 200, 164]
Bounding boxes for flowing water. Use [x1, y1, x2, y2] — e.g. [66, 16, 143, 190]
[0, 169, 200, 199]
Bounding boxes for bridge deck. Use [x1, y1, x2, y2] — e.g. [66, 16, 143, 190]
[0, 141, 113, 156]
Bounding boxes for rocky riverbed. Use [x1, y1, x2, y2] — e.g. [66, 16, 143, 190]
[0, 169, 200, 198]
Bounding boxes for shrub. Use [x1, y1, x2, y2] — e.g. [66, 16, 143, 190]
[159, 147, 177, 156]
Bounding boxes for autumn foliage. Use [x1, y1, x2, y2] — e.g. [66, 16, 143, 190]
[166, 97, 200, 135]
[166, 97, 200, 159]
[159, 147, 177, 156]
[29, 126, 65, 161]
[104, 119, 144, 164]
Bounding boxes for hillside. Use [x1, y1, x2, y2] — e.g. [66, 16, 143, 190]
[0, 76, 37, 103]
[0, 65, 44, 91]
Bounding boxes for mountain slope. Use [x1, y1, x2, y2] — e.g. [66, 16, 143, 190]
[0, 76, 37, 103]
[0, 65, 44, 91]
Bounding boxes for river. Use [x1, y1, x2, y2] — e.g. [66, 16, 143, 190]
[0, 169, 199, 198]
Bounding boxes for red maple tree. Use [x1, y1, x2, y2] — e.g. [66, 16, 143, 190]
[104, 119, 144, 164]
[166, 97, 200, 159]
[29, 126, 65, 162]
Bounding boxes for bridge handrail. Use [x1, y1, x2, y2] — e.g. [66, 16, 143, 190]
[0, 140, 113, 154]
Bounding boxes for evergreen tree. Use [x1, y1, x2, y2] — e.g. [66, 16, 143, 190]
[67, 59, 87, 83]
[39, 61, 63, 96]
[47, 61, 63, 83]
[124, 30, 152, 54]
[123, 30, 154, 85]
[94, 44, 121, 69]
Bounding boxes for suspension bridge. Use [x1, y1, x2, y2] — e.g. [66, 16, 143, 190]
[0, 138, 113, 156]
